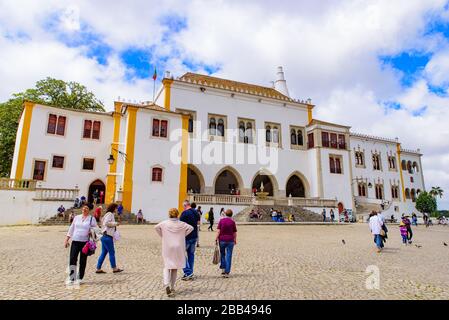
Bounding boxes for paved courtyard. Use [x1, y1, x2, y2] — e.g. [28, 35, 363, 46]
[0, 223, 448, 300]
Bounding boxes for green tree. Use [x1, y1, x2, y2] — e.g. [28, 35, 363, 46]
[429, 186, 444, 199]
[0, 77, 105, 177]
[415, 191, 437, 215]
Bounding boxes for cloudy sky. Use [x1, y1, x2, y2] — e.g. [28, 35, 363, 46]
[1, 0, 448, 208]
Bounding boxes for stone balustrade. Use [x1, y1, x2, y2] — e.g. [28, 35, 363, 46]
[34, 188, 79, 201]
[0, 178, 36, 190]
[188, 194, 337, 208]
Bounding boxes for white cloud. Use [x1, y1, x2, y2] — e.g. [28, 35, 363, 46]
[0, 0, 448, 208]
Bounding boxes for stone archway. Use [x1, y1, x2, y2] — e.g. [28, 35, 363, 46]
[251, 170, 279, 197]
[286, 175, 305, 197]
[187, 164, 205, 193]
[213, 166, 244, 194]
[88, 179, 106, 204]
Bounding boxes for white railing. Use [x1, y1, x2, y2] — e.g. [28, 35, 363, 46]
[188, 194, 337, 208]
[282, 198, 337, 208]
[34, 188, 79, 201]
[0, 178, 37, 190]
[188, 194, 254, 205]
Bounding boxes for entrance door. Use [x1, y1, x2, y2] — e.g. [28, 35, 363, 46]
[88, 179, 106, 204]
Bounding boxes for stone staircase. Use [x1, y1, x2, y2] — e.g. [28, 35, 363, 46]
[39, 205, 146, 226]
[355, 199, 393, 221]
[234, 205, 323, 222]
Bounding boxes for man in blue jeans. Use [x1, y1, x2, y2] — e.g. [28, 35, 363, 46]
[180, 200, 200, 280]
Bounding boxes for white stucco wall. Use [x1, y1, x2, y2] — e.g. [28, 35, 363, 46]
[0, 190, 73, 225]
[14, 104, 114, 199]
[124, 108, 183, 222]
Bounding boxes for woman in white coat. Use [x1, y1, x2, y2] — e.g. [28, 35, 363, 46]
[155, 208, 193, 297]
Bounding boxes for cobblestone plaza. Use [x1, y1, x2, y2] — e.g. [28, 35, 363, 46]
[1, 224, 448, 300]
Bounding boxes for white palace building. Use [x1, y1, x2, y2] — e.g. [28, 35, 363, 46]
[1, 67, 425, 224]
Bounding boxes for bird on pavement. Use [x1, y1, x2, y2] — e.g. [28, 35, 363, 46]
[342, 239, 346, 245]
[444, 242, 448, 247]
[415, 244, 422, 248]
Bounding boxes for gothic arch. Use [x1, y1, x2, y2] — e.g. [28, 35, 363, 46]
[285, 171, 310, 198]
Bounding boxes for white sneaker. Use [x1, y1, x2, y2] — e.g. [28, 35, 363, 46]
[65, 278, 74, 285]
[74, 279, 84, 285]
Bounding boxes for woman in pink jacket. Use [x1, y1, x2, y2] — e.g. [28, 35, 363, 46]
[155, 208, 193, 297]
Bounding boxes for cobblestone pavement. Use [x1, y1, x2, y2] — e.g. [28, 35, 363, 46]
[0, 223, 448, 300]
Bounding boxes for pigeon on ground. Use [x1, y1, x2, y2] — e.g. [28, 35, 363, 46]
[415, 244, 422, 248]
[342, 239, 346, 245]
[444, 242, 448, 246]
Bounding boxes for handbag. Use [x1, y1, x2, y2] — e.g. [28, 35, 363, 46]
[113, 228, 121, 242]
[380, 229, 386, 237]
[212, 242, 220, 265]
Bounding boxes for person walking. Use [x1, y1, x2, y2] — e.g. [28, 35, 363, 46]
[378, 211, 388, 244]
[402, 215, 413, 244]
[155, 208, 193, 297]
[216, 209, 237, 278]
[330, 209, 335, 222]
[197, 206, 203, 232]
[219, 207, 225, 220]
[94, 206, 102, 224]
[191, 203, 200, 247]
[368, 211, 384, 253]
[207, 207, 215, 231]
[96, 203, 124, 274]
[399, 221, 408, 245]
[322, 209, 326, 222]
[117, 203, 123, 223]
[180, 200, 200, 280]
[64, 204, 97, 285]
[412, 213, 418, 226]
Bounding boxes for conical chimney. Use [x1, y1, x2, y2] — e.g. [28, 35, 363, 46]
[274, 66, 290, 97]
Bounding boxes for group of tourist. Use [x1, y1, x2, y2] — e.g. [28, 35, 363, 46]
[64, 203, 124, 285]
[64, 200, 238, 297]
[369, 211, 415, 252]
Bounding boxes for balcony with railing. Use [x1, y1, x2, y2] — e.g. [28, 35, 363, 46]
[34, 188, 79, 201]
[0, 178, 37, 190]
[188, 193, 337, 208]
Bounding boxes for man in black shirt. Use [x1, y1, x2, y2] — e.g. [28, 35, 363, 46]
[180, 200, 200, 280]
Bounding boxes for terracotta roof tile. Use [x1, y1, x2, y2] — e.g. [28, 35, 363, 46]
[177, 72, 295, 102]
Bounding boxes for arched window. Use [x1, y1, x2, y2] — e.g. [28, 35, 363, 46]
[239, 121, 245, 143]
[358, 182, 367, 197]
[209, 117, 216, 135]
[245, 122, 253, 143]
[413, 162, 419, 173]
[405, 188, 410, 199]
[411, 189, 416, 202]
[152, 167, 163, 182]
[272, 127, 279, 143]
[375, 184, 383, 200]
[266, 126, 271, 142]
[297, 130, 303, 146]
[290, 129, 297, 145]
[401, 160, 406, 170]
[407, 161, 412, 174]
[217, 119, 224, 136]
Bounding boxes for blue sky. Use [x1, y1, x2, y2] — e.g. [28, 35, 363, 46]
[0, 0, 448, 209]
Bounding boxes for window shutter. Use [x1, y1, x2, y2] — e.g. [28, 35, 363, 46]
[160, 120, 168, 138]
[152, 119, 160, 137]
[92, 121, 101, 139]
[56, 116, 66, 136]
[47, 114, 57, 134]
[83, 120, 92, 138]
